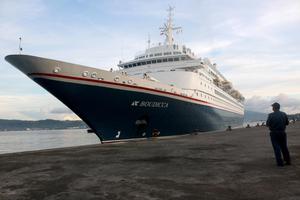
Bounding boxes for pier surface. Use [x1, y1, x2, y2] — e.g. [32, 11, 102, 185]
[1, 122, 300, 200]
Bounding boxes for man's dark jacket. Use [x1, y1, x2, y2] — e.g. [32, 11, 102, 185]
[266, 111, 289, 131]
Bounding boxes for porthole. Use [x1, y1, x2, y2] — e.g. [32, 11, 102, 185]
[91, 72, 97, 78]
[82, 71, 89, 77]
[128, 80, 133, 84]
[53, 67, 61, 73]
[114, 76, 120, 82]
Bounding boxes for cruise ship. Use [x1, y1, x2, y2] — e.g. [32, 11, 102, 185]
[5, 7, 244, 142]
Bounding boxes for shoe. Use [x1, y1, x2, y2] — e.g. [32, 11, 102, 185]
[285, 162, 291, 165]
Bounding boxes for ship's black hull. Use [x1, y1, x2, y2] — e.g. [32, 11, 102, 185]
[33, 77, 243, 141]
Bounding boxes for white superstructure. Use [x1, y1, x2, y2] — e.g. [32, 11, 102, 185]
[118, 7, 244, 115]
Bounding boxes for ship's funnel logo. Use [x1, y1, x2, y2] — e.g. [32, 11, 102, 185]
[131, 101, 140, 106]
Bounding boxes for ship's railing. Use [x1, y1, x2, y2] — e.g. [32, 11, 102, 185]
[180, 88, 243, 112]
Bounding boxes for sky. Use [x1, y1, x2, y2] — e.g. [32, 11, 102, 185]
[0, 0, 300, 120]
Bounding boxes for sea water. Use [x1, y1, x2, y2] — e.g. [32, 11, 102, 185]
[0, 129, 99, 154]
[0, 121, 266, 154]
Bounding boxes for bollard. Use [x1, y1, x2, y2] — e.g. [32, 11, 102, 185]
[152, 129, 160, 137]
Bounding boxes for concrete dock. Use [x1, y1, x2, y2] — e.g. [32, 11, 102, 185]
[0, 122, 299, 200]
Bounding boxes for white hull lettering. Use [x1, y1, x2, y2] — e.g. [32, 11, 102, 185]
[131, 101, 168, 108]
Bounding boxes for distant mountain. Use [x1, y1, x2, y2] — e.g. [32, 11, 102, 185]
[2, 112, 298, 132]
[244, 110, 268, 123]
[0, 119, 88, 131]
[288, 113, 300, 121]
[244, 110, 300, 123]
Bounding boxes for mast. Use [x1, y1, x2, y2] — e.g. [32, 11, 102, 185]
[147, 33, 151, 49]
[19, 37, 23, 54]
[159, 6, 182, 45]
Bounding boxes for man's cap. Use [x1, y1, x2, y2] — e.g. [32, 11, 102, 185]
[271, 102, 280, 109]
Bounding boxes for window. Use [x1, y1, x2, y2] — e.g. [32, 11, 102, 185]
[164, 52, 172, 55]
[162, 58, 167, 62]
[157, 59, 162, 63]
[150, 54, 154, 57]
[146, 61, 151, 64]
[215, 89, 238, 105]
[152, 60, 157, 64]
[174, 57, 179, 61]
[168, 58, 173, 62]
[181, 57, 186, 60]
[155, 53, 162, 56]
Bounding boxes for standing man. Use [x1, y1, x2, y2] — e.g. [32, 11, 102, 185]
[266, 102, 291, 166]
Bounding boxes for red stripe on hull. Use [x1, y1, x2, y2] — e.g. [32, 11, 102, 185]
[28, 72, 242, 115]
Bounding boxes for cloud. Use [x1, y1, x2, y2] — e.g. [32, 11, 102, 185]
[258, 0, 300, 28]
[0, 0, 45, 20]
[0, 0, 46, 44]
[63, 115, 80, 121]
[272, 94, 300, 114]
[187, 40, 235, 56]
[226, 0, 300, 40]
[50, 107, 73, 114]
[245, 94, 300, 114]
[0, 94, 79, 120]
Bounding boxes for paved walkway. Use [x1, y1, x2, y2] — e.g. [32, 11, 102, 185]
[0, 122, 299, 200]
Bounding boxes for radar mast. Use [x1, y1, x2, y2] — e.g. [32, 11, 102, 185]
[159, 6, 182, 45]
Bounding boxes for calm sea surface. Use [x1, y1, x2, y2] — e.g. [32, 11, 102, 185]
[0, 129, 100, 154]
[0, 121, 264, 154]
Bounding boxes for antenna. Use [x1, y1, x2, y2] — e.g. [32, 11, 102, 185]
[147, 33, 151, 49]
[19, 37, 23, 54]
[159, 6, 182, 45]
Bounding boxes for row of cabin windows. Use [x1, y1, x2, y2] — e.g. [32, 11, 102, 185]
[123, 56, 186, 68]
[214, 89, 239, 106]
[193, 90, 218, 103]
[136, 51, 182, 60]
[199, 72, 212, 82]
[197, 91, 238, 111]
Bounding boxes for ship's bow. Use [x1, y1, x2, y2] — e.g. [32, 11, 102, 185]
[5, 54, 59, 77]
